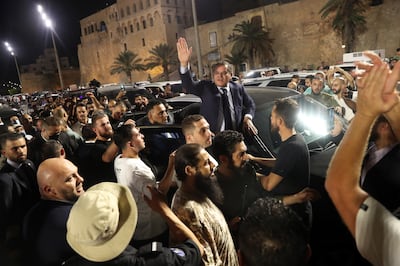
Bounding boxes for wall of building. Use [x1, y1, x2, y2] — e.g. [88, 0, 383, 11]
[78, 0, 193, 86]
[184, 0, 400, 73]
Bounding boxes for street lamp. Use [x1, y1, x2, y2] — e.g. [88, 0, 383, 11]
[4, 41, 22, 88]
[37, 4, 64, 89]
[191, 0, 203, 79]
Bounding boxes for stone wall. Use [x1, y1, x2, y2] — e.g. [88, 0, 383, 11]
[185, 0, 400, 73]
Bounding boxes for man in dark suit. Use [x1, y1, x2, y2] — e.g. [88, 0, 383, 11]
[0, 132, 39, 266]
[177, 37, 257, 134]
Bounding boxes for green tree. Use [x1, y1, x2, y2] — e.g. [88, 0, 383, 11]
[225, 48, 247, 76]
[320, 0, 368, 53]
[110, 50, 145, 83]
[232, 20, 274, 69]
[145, 43, 177, 80]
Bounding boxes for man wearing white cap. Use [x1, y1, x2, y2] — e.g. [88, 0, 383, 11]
[64, 182, 203, 265]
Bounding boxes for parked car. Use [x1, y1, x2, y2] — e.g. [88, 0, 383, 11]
[241, 67, 282, 84]
[243, 71, 318, 88]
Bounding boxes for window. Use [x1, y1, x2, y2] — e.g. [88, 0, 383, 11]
[124, 26, 128, 35]
[147, 0, 151, 7]
[149, 17, 154, 27]
[84, 28, 88, 35]
[167, 14, 171, 23]
[130, 24, 134, 32]
[90, 25, 94, 33]
[166, 0, 170, 3]
[126, 6, 131, 15]
[136, 22, 140, 31]
[142, 20, 147, 29]
[120, 8, 125, 18]
[133, 4, 137, 13]
[124, 43, 128, 51]
[140, 1, 143, 9]
[209, 32, 217, 48]
[176, 16, 181, 24]
[182, 0, 185, 6]
[154, 0, 158, 4]
[142, 38, 146, 46]
[100, 21, 107, 32]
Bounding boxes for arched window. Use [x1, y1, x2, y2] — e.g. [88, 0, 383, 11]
[136, 22, 140, 31]
[149, 17, 154, 27]
[100, 21, 107, 32]
[142, 20, 147, 29]
[133, 4, 137, 13]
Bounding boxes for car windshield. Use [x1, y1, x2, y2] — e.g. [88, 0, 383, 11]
[245, 87, 342, 157]
[244, 71, 261, 78]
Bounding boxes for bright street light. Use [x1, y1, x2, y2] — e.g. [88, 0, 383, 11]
[37, 4, 64, 90]
[4, 41, 22, 87]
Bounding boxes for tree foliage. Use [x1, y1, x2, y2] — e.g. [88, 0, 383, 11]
[145, 43, 178, 80]
[232, 20, 274, 69]
[320, 0, 368, 53]
[225, 48, 247, 76]
[110, 50, 145, 83]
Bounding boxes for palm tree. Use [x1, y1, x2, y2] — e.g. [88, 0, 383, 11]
[320, 0, 368, 53]
[232, 20, 274, 69]
[225, 48, 247, 76]
[110, 50, 145, 83]
[145, 43, 178, 80]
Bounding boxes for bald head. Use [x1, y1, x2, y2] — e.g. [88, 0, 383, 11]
[37, 158, 84, 202]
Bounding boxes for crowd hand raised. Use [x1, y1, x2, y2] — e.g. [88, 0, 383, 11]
[356, 51, 400, 117]
[176, 37, 192, 67]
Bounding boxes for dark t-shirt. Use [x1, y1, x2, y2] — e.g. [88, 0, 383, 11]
[271, 134, 310, 196]
[63, 240, 201, 266]
[23, 200, 75, 266]
[75, 139, 117, 189]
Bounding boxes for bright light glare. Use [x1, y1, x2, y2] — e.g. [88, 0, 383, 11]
[298, 111, 329, 136]
[37, 5, 43, 13]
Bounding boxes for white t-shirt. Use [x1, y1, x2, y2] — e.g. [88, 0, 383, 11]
[114, 155, 167, 240]
[356, 196, 400, 266]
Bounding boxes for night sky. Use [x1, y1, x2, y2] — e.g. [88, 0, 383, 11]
[0, 0, 230, 85]
[0, 0, 116, 84]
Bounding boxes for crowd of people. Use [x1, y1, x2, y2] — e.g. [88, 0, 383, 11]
[0, 38, 399, 266]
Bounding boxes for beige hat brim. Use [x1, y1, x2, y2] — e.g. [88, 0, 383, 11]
[67, 182, 138, 262]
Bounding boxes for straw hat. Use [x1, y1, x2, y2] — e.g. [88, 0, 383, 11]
[66, 182, 137, 262]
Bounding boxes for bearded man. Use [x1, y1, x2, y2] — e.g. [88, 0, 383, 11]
[171, 144, 239, 266]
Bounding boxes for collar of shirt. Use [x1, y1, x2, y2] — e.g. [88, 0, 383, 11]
[6, 158, 20, 169]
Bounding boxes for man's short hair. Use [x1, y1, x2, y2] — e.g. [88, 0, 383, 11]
[239, 197, 309, 266]
[305, 75, 314, 80]
[181, 114, 205, 136]
[41, 140, 64, 161]
[145, 98, 167, 114]
[113, 124, 135, 150]
[274, 98, 299, 129]
[91, 110, 108, 128]
[42, 116, 62, 129]
[174, 143, 203, 182]
[0, 132, 25, 150]
[211, 63, 231, 74]
[212, 130, 244, 163]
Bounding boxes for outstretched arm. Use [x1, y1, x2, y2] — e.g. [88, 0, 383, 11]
[144, 186, 204, 256]
[325, 52, 400, 236]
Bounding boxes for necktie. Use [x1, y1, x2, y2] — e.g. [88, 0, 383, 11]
[221, 88, 233, 130]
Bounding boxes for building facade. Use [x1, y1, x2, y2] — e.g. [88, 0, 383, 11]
[184, 0, 399, 75]
[78, 0, 193, 85]
[78, 0, 399, 85]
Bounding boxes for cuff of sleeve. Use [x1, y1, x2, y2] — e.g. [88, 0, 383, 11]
[180, 66, 189, 74]
[244, 114, 253, 120]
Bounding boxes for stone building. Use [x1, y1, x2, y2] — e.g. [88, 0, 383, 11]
[78, 0, 399, 84]
[184, 0, 399, 75]
[78, 0, 193, 85]
[20, 48, 80, 94]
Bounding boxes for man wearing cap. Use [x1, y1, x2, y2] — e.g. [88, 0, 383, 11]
[23, 158, 84, 266]
[64, 182, 203, 265]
